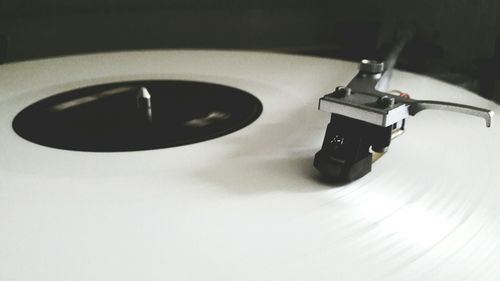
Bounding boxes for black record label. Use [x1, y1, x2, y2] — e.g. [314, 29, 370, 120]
[12, 80, 263, 152]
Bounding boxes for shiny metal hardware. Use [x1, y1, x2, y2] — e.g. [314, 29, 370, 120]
[319, 84, 494, 128]
[137, 87, 153, 124]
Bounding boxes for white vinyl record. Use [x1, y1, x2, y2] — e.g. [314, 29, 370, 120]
[0, 50, 499, 281]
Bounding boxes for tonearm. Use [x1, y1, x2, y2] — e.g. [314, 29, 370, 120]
[314, 31, 494, 182]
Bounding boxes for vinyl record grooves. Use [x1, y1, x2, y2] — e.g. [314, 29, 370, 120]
[0, 51, 499, 281]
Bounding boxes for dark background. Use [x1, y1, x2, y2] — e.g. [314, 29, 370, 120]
[1, 0, 499, 101]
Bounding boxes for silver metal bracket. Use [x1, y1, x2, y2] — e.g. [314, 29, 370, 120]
[319, 60, 494, 128]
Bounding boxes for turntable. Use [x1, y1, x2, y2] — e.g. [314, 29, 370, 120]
[0, 50, 499, 281]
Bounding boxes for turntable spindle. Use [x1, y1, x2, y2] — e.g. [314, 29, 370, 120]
[137, 87, 153, 124]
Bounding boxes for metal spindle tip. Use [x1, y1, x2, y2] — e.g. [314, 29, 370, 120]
[138, 87, 151, 99]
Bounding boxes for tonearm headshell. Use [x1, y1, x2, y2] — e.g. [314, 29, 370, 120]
[314, 31, 494, 182]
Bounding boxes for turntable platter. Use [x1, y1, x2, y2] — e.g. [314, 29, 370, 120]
[0, 51, 499, 281]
